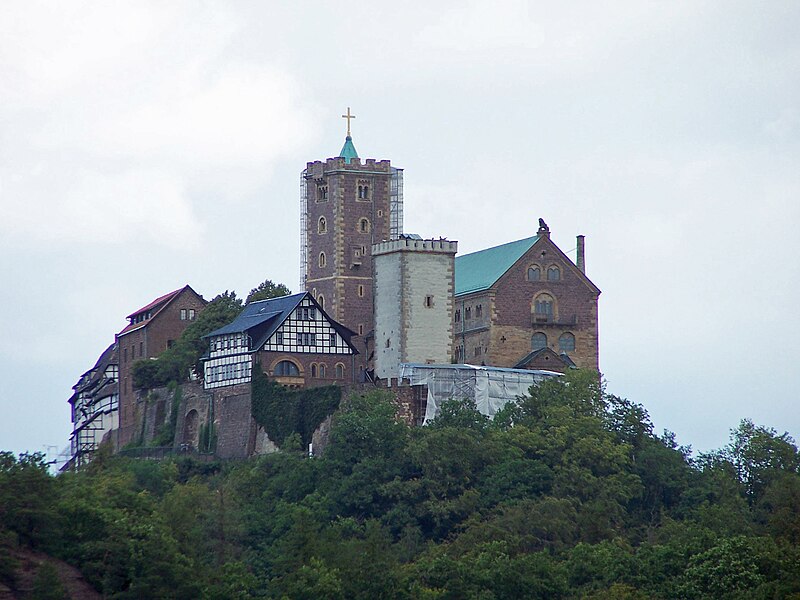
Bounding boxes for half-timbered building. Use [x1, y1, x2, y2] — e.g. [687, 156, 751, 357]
[64, 342, 119, 470]
[203, 292, 359, 389]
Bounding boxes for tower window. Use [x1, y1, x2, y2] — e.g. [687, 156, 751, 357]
[559, 332, 576, 353]
[319, 252, 326, 268]
[358, 218, 370, 233]
[475, 304, 482, 318]
[318, 294, 325, 309]
[532, 332, 547, 350]
[425, 295, 434, 308]
[455, 309, 461, 323]
[533, 294, 555, 322]
[547, 266, 561, 281]
[358, 324, 364, 336]
[317, 185, 328, 201]
[465, 307, 471, 320]
[358, 284, 364, 297]
[357, 180, 371, 200]
[318, 216, 327, 233]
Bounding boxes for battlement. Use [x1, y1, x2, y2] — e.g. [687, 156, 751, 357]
[305, 157, 394, 177]
[372, 237, 458, 256]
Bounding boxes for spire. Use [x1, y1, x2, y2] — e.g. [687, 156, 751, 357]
[339, 107, 359, 163]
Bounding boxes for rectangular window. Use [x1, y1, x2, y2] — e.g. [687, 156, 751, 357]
[180, 309, 187, 320]
[330, 333, 336, 346]
[140, 341, 144, 356]
[189, 309, 196, 320]
[276, 331, 283, 345]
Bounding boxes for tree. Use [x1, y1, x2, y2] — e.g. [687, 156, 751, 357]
[132, 290, 244, 388]
[246, 279, 291, 304]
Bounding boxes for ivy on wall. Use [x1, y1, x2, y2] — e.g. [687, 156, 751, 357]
[250, 365, 341, 447]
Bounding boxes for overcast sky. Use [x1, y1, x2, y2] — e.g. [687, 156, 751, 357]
[2, 1, 798, 461]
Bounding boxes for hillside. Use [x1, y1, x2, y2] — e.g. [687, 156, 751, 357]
[3, 370, 800, 599]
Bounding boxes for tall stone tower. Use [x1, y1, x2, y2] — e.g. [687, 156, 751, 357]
[301, 109, 403, 374]
[372, 237, 458, 380]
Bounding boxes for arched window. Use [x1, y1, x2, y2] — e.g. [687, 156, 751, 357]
[532, 332, 548, 350]
[547, 266, 560, 281]
[527, 266, 541, 281]
[318, 217, 327, 233]
[274, 360, 300, 377]
[319, 363, 326, 378]
[335, 363, 345, 378]
[318, 294, 324, 309]
[358, 218, 370, 233]
[455, 309, 461, 323]
[465, 307, 472, 320]
[310, 364, 317, 378]
[319, 252, 326, 268]
[559, 332, 576, 353]
[533, 293, 555, 322]
[475, 304, 482, 318]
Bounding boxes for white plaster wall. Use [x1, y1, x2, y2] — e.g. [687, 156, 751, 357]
[403, 252, 453, 365]
[374, 251, 402, 379]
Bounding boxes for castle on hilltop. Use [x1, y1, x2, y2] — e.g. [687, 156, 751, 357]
[64, 111, 600, 468]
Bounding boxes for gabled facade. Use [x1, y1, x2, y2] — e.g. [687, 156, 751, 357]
[454, 220, 600, 371]
[64, 342, 119, 470]
[203, 292, 359, 389]
[116, 285, 207, 446]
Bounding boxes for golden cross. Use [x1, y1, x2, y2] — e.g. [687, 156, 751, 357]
[341, 107, 356, 137]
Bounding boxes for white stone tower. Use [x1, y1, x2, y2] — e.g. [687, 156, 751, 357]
[372, 237, 458, 379]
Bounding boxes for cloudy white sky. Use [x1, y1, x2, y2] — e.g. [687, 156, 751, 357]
[1, 1, 798, 460]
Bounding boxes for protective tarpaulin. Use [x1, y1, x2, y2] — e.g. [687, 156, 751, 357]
[398, 363, 562, 424]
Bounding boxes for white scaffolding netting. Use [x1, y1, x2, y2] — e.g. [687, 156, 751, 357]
[398, 364, 562, 424]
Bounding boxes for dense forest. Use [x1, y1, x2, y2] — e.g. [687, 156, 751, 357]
[2, 370, 800, 599]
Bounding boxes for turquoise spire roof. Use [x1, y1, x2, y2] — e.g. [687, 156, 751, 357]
[339, 135, 359, 163]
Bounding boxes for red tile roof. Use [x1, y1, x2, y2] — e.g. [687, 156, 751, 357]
[118, 285, 189, 336]
[125, 287, 184, 320]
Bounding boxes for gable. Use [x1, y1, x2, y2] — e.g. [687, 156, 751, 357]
[497, 235, 601, 296]
[260, 295, 357, 355]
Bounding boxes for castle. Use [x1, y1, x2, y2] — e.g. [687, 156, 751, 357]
[65, 111, 600, 468]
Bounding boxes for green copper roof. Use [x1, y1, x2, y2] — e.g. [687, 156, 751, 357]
[455, 235, 540, 296]
[339, 135, 359, 163]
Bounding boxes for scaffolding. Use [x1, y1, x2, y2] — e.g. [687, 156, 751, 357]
[299, 169, 309, 291]
[398, 363, 562, 424]
[390, 167, 403, 239]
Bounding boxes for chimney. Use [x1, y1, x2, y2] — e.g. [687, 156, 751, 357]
[576, 235, 585, 273]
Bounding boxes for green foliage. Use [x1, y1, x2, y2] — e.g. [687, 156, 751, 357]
[151, 384, 182, 447]
[246, 278, 291, 304]
[251, 366, 341, 447]
[198, 419, 217, 453]
[133, 290, 246, 389]
[4, 371, 800, 598]
[30, 562, 67, 600]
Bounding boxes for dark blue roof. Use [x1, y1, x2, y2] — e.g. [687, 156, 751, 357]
[204, 292, 358, 354]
